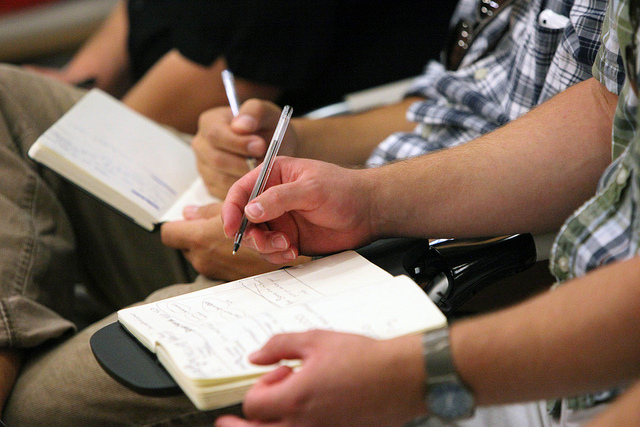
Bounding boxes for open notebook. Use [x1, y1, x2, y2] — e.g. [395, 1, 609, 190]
[110, 251, 446, 410]
[28, 89, 218, 231]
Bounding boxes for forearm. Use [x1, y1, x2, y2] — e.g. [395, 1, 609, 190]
[451, 256, 640, 406]
[0, 350, 21, 413]
[62, 0, 131, 95]
[293, 97, 419, 165]
[370, 78, 617, 239]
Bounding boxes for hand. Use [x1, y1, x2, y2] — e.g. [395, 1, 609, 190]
[193, 100, 299, 199]
[215, 331, 426, 427]
[161, 203, 291, 281]
[221, 157, 377, 264]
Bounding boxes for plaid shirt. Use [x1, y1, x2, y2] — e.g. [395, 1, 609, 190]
[551, 0, 636, 282]
[546, 0, 636, 413]
[551, 0, 640, 280]
[367, 0, 608, 167]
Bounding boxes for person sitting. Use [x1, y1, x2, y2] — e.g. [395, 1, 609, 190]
[26, 0, 452, 134]
[0, 0, 611, 423]
[217, 8, 636, 419]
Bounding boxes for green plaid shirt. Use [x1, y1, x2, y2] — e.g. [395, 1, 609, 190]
[547, 0, 637, 413]
[551, 0, 639, 284]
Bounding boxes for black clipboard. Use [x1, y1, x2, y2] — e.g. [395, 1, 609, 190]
[90, 321, 181, 395]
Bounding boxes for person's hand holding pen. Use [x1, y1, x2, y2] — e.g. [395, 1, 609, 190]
[191, 74, 298, 199]
[222, 157, 378, 264]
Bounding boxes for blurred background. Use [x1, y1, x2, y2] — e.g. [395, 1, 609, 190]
[0, 0, 117, 66]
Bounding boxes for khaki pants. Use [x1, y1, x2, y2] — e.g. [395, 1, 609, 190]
[0, 65, 239, 424]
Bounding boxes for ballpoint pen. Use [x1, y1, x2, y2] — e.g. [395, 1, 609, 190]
[233, 105, 293, 254]
[221, 69, 256, 170]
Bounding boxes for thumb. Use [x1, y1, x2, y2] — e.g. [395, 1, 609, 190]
[244, 180, 319, 224]
[249, 332, 315, 365]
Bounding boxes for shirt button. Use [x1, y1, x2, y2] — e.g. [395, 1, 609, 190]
[616, 167, 629, 185]
[474, 67, 489, 80]
[557, 256, 570, 273]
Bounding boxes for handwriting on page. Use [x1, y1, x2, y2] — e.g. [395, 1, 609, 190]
[118, 251, 396, 351]
[36, 90, 200, 218]
[157, 277, 436, 380]
[153, 269, 324, 325]
[45, 124, 180, 214]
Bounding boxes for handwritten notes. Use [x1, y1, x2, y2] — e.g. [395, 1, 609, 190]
[29, 89, 218, 230]
[118, 251, 392, 349]
[117, 251, 447, 410]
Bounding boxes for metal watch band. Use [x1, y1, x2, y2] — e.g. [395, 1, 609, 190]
[422, 327, 459, 386]
[422, 327, 475, 420]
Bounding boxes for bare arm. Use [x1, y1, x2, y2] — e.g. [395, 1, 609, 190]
[221, 78, 617, 262]
[124, 55, 281, 134]
[26, 0, 132, 96]
[453, 256, 640, 405]
[215, 256, 640, 426]
[193, 97, 417, 197]
[292, 97, 419, 165]
[372, 77, 618, 238]
[587, 379, 640, 426]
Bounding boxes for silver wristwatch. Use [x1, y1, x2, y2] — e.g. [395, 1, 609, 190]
[422, 327, 475, 420]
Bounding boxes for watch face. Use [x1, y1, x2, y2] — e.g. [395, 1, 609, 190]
[427, 382, 475, 419]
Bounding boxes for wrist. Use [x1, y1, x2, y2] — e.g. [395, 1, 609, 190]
[422, 327, 475, 420]
[364, 166, 399, 239]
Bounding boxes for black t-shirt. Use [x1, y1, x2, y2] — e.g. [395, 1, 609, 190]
[127, 0, 457, 115]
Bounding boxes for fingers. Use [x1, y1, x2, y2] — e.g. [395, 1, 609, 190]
[245, 182, 315, 224]
[215, 415, 269, 427]
[221, 167, 264, 237]
[161, 218, 209, 250]
[249, 332, 313, 365]
[241, 332, 327, 422]
[241, 229, 298, 264]
[193, 107, 267, 197]
[161, 203, 223, 248]
[193, 99, 284, 171]
[182, 202, 223, 220]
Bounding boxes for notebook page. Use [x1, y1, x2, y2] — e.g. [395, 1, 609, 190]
[118, 251, 393, 350]
[31, 89, 199, 221]
[156, 275, 445, 384]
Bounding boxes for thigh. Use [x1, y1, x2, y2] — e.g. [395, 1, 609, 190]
[0, 65, 87, 340]
[4, 278, 238, 426]
[0, 64, 195, 310]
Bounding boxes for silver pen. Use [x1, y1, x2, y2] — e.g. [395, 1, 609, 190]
[233, 105, 293, 254]
[222, 69, 257, 169]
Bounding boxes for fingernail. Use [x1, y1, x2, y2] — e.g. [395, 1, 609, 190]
[245, 202, 264, 220]
[233, 114, 257, 132]
[247, 139, 264, 157]
[283, 249, 296, 260]
[182, 205, 199, 219]
[272, 235, 288, 250]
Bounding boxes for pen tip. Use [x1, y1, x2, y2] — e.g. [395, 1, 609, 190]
[232, 250, 237, 255]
